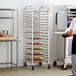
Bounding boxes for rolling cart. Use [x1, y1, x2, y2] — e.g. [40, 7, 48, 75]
[53, 32, 72, 70]
[23, 6, 50, 70]
[53, 5, 76, 70]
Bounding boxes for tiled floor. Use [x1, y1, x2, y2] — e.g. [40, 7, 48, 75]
[0, 65, 72, 76]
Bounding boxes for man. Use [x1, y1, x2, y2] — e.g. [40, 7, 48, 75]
[62, 17, 76, 76]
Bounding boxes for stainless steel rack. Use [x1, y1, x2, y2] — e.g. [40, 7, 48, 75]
[0, 8, 18, 68]
[23, 6, 50, 70]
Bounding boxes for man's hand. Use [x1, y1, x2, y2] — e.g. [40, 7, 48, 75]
[62, 29, 74, 38]
[67, 29, 74, 36]
[62, 33, 68, 38]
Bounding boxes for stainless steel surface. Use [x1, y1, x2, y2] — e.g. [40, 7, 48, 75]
[0, 30, 8, 34]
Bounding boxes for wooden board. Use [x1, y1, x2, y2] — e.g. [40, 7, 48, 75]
[27, 43, 44, 45]
[29, 38, 42, 40]
[27, 53, 45, 56]
[0, 37, 16, 41]
[27, 58, 44, 62]
[27, 48, 44, 51]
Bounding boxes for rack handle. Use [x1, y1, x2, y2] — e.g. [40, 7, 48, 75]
[55, 12, 58, 25]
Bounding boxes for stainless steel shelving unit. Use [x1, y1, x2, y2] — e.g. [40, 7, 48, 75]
[23, 6, 50, 70]
[0, 8, 18, 68]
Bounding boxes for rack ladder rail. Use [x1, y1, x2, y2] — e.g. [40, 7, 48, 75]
[23, 6, 33, 68]
[39, 6, 50, 68]
[23, 6, 50, 70]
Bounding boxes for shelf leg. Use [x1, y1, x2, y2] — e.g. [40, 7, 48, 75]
[16, 40, 18, 69]
[11, 41, 13, 68]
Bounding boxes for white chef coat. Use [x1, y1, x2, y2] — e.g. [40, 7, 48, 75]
[65, 17, 76, 34]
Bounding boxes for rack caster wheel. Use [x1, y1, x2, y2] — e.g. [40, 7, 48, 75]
[61, 64, 67, 70]
[32, 66, 34, 70]
[24, 62, 27, 67]
[53, 61, 57, 66]
[39, 62, 42, 66]
[48, 65, 50, 69]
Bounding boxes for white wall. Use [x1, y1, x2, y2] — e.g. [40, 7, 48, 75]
[0, 0, 76, 67]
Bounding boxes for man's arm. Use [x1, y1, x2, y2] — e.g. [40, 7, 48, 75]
[62, 18, 75, 38]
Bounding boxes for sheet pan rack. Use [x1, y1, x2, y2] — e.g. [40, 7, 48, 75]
[23, 6, 50, 70]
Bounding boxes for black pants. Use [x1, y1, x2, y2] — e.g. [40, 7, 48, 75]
[72, 34, 76, 54]
[71, 35, 76, 75]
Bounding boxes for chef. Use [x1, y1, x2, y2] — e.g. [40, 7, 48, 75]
[62, 17, 76, 76]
